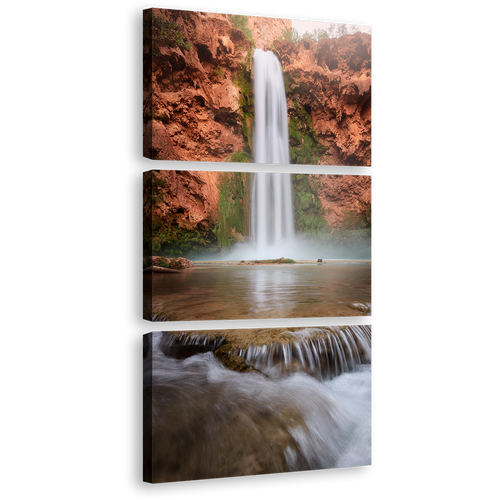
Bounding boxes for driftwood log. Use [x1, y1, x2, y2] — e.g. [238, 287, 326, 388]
[143, 266, 182, 274]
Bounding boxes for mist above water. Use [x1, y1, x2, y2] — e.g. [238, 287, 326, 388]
[222, 234, 369, 261]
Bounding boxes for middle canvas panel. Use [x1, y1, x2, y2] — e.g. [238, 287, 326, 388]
[143, 169, 371, 322]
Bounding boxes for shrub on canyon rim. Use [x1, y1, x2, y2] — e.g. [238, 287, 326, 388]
[229, 15, 255, 46]
[145, 15, 192, 54]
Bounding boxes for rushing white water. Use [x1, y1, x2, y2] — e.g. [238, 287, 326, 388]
[251, 49, 295, 258]
[144, 328, 371, 482]
[253, 49, 290, 164]
[239, 325, 371, 379]
[251, 172, 295, 256]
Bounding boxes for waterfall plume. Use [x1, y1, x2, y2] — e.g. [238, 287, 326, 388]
[251, 49, 294, 258]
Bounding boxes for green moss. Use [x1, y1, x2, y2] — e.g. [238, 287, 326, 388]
[212, 172, 251, 253]
[292, 174, 329, 235]
[148, 220, 219, 258]
[225, 151, 252, 163]
[289, 101, 328, 165]
[291, 185, 371, 258]
[152, 108, 169, 124]
[233, 65, 254, 157]
[144, 171, 220, 258]
[144, 13, 192, 55]
[214, 65, 225, 78]
[325, 201, 371, 258]
[282, 71, 295, 97]
[213, 344, 255, 373]
[229, 15, 255, 46]
[341, 202, 371, 230]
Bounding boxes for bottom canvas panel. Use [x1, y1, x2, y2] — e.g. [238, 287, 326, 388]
[143, 326, 372, 483]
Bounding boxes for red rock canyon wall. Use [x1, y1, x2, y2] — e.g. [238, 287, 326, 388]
[143, 9, 371, 235]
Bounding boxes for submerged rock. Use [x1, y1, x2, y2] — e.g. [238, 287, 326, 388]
[349, 302, 370, 313]
[213, 343, 255, 373]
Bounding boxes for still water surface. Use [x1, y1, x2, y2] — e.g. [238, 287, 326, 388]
[144, 263, 371, 321]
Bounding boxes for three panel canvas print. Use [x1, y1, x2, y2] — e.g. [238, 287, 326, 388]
[142, 6, 372, 484]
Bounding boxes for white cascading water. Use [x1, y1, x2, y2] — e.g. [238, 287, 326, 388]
[252, 49, 294, 258]
[253, 49, 290, 163]
[251, 172, 295, 257]
[144, 327, 371, 482]
[238, 325, 371, 379]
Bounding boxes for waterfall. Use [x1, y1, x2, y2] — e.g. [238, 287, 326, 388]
[238, 325, 371, 380]
[157, 331, 225, 359]
[149, 326, 371, 380]
[253, 49, 290, 164]
[252, 49, 294, 257]
[251, 172, 295, 256]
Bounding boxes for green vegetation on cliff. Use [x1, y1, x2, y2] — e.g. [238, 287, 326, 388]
[144, 171, 252, 259]
[292, 174, 329, 235]
[230, 46, 328, 166]
[292, 174, 371, 259]
[213, 172, 251, 253]
[228, 51, 254, 162]
[225, 151, 252, 163]
[149, 214, 217, 258]
[333, 201, 371, 257]
[229, 15, 255, 46]
[144, 172, 219, 259]
[144, 13, 192, 56]
[289, 101, 328, 164]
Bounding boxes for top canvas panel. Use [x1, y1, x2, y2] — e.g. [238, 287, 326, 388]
[143, 9, 371, 166]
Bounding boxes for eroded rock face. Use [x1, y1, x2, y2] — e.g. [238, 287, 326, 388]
[144, 170, 370, 236]
[316, 174, 371, 228]
[144, 170, 221, 231]
[248, 17, 291, 49]
[144, 9, 287, 162]
[144, 9, 371, 166]
[275, 33, 371, 166]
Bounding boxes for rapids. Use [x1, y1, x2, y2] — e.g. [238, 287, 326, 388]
[143, 328, 371, 483]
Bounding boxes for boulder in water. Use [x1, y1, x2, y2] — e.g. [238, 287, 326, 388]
[350, 302, 370, 313]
